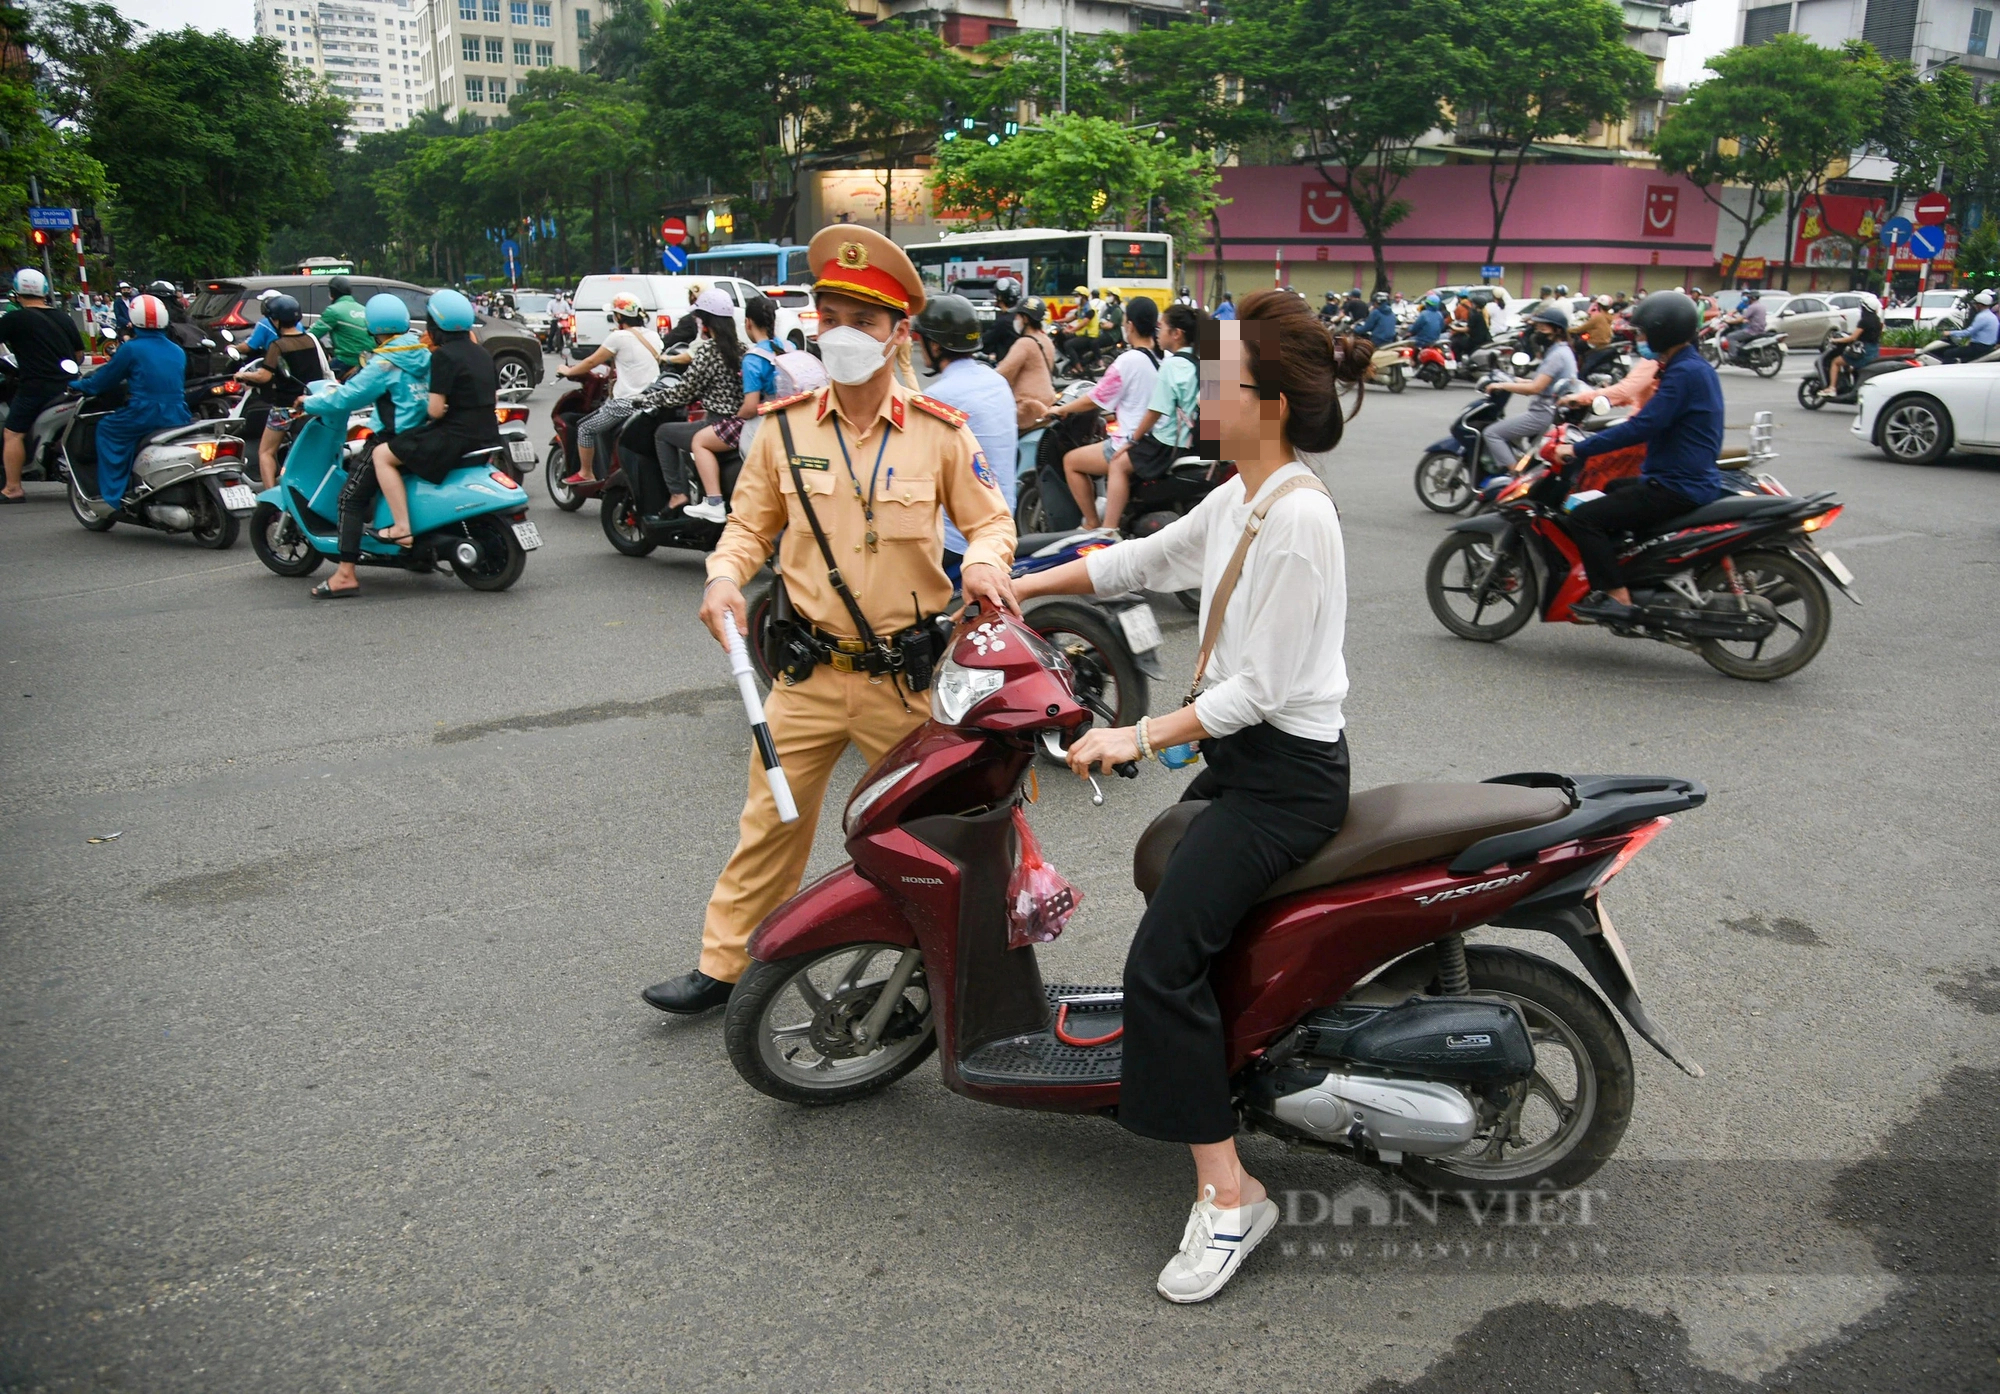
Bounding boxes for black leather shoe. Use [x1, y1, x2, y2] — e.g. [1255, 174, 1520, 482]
[641, 969, 734, 1015]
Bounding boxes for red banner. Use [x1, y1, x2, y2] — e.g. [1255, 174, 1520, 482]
[1299, 185, 1351, 234]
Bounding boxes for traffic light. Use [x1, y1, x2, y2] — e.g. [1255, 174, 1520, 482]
[985, 107, 1002, 145]
[29, 228, 47, 248]
[941, 100, 958, 141]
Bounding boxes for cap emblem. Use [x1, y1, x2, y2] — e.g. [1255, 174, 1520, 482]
[836, 241, 869, 271]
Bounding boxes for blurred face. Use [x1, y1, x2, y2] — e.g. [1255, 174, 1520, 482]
[1200, 319, 1287, 458]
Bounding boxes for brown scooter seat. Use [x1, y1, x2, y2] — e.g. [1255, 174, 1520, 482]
[1131, 782, 1573, 904]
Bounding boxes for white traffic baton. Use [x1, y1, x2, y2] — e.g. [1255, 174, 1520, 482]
[722, 612, 798, 823]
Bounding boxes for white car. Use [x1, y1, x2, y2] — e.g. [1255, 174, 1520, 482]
[1880, 289, 1965, 332]
[568, 273, 765, 357]
[1852, 357, 2000, 465]
[760, 284, 818, 347]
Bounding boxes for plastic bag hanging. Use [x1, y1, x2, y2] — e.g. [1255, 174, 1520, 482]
[1006, 806, 1082, 950]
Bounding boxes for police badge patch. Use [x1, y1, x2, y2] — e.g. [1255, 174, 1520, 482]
[971, 450, 998, 488]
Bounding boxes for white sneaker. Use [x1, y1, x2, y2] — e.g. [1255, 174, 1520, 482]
[1155, 1185, 1279, 1304]
[685, 498, 728, 523]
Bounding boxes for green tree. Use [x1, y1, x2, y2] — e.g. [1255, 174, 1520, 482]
[1454, 0, 1653, 269]
[973, 29, 1123, 121]
[584, 0, 659, 84]
[84, 29, 345, 279]
[1865, 56, 1988, 214]
[838, 24, 967, 238]
[1229, 0, 1460, 293]
[26, 0, 133, 125]
[1653, 42, 1795, 287]
[1, 3, 110, 277]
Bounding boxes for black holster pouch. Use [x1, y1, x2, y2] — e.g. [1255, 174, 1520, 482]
[767, 575, 821, 686]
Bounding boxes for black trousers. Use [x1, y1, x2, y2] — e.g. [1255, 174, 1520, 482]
[1566, 475, 1698, 592]
[1120, 724, 1350, 1144]
[337, 454, 381, 563]
[620, 411, 704, 516]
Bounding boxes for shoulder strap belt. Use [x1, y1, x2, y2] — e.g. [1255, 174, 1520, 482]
[1187, 471, 1331, 706]
[775, 408, 882, 652]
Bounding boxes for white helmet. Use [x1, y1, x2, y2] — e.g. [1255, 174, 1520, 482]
[129, 293, 170, 330]
[1857, 293, 1883, 313]
[1673, 285, 1686, 294]
[1976, 289, 1996, 306]
[13, 268, 47, 298]
[1595, 293, 1613, 307]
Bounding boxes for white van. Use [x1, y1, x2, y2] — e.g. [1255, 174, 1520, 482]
[568, 273, 765, 357]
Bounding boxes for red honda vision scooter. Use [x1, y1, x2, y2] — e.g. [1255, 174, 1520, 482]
[723, 613, 1706, 1194]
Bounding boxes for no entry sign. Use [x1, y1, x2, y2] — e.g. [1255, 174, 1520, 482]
[1914, 192, 1949, 227]
[660, 217, 688, 247]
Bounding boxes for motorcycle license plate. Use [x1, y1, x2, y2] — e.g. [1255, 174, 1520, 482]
[1817, 549, 1855, 586]
[219, 484, 258, 513]
[512, 520, 543, 550]
[1114, 602, 1163, 653]
[507, 439, 537, 465]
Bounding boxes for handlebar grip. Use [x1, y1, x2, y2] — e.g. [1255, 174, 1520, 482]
[1114, 761, 1139, 779]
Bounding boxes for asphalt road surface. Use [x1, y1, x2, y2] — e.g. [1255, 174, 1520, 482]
[3, 356, 1995, 1392]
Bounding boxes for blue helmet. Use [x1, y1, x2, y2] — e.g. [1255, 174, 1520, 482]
[427, 289, 476, 332]
[265, 293, 302, 327]
[365, 293, 410, 334]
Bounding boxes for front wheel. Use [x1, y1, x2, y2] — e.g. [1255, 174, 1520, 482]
[599, 483, 657, 556]
[1012, 469, 1046, 534]
[1876, 393, 1953, 465]
[724, 945, 937, 1105]
[68, 477, 115, 531]
[545, 440, 585, 511]
[1415, 450, 1473, 514]
[250, 502, 323, 576]
[450, 515, 529, 591]
[1395, 946, 1633, 1195]
[1797, 376, 1826, 411]
[1425, 529, 1538, 640]
[1695, 550, 1830, 680]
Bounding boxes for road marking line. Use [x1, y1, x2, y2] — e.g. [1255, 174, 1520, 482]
[24, 559, 260, 601]
[1836, 532, 1922, 547]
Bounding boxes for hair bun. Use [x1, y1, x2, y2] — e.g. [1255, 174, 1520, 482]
[1326, 332, 1374, 386]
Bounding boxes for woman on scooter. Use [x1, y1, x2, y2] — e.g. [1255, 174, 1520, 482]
[296, 294, 431, 599]
[1012, 290, 1367, 1303]
[357, 290, 501, 526]
[237, 293, 333, 489]
[626, 288, 748, 524]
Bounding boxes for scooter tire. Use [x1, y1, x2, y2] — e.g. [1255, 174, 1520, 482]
[1393, 946, 1633, 1197]
[1415, 451, 1474, 514]
[599, 483, 658, 557]
[1427, 368, 1449, 390]
[67, 477, 115, 532]
[1386, 365, 1407, 394]
[191, 483, 240, 550]
[725, 947, 938, 1106]
[1797, 377, 1826, 411]
[545, 440, 586, 512]
[250, 501, 323, 577]
[1752, 346, 1784, 379]
[450, 515, 528, 591]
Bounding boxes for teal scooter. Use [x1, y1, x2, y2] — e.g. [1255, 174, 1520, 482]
[248, 385, 540, 591]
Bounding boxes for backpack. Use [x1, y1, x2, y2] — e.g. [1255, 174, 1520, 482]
[771, 346, 828, 397]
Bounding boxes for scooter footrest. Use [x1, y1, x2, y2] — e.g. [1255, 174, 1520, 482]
[957, 984, 1124, 1085]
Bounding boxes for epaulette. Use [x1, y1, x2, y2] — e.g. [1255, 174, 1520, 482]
[910, 394, 968, 428]
[758, 390, 817, 416]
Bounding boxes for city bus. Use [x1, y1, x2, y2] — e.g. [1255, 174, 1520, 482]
[903, 229, 1175, 315]
[683, 243, 813, 287]
[295, 257, 354, 276]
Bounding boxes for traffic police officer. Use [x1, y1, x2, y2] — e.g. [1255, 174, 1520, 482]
[642, 224, 1019, 1014]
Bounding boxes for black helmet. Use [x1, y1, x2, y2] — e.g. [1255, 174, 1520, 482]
[265, 293, 302, 326]
[1630, 290, 1700, 352]
[913, 292, 981, 353]
[147, 278, 180, 303]
[1530, 304, 1570, 332]
[1373, 290, 1390, 303]
[328, 275, 352, 299]
[1323, 291, 1337, 301]
[1743, 289, 1761, 301]
[1017, 296, 1046, 326]
[993, 276, 1021, 308]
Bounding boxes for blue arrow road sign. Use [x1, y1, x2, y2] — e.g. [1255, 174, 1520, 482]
[661, 244, 688, 272]
[1881, 215, 1913, 248]
[1910, 222, 1947, 260]
[28, 206, 74, 230]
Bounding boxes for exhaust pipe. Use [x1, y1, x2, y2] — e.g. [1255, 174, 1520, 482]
[145, 504, 195, 531]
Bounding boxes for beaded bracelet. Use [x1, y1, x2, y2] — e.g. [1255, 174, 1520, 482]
[1136, 716, 1155, 761]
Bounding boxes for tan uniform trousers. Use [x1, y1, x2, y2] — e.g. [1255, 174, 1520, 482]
[699, 665, 930, 982]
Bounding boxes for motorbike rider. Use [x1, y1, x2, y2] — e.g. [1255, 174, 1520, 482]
[1339, 286, 1365, 325]
[624, 287, 744, 523]
[994, 294, 1057, 430]
[315, 276, 375, 378]
[111, 282, 135, 338]
[0, 268, 85, 503]
[1578, 294, 1619, 378]
[914, 292, 1020, 564]
[1360, 291, 1398, 346]
[1013, 289, 1365, 1303]
[1047, 295, 1162, 530]
[1057, 284, 1100, 370]
[1100, 300, 1201, 533]
[1824, 292, 1883, 396]
[1213, 291, 1237, 321]
[557, 291, 661, 486]
[357, 288, 499, 527]
[1554, 291, 1728, 625]
[242, 288, 287, 354]
[236, 293, 334, 489]
[1410, 293, 1446, 348]
[1719, 289, 1767, 358]
[981, 276, 1023, 361]
[1481, 304, 1576, 470]
[73, 294, 192, 513]
[647, 223, 1018, 1016]
[1318, 291, 1341, 325]
[297, 293, 433, 598]
[1938, 288, 1999, 363]
[148, 280, 207, 365]
[1452, 291, 1493, 358]
[1562, 340, 1660, 412]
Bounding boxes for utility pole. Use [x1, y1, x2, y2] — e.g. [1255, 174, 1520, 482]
[1059, 0, 1068, 115]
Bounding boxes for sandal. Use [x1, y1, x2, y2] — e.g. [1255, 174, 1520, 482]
[367, 525, 414, 548]
[310, 581, 360, 600]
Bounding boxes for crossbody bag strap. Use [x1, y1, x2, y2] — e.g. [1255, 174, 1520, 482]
[775, 408, 882, 650]
[1186, 472, 1330, 706]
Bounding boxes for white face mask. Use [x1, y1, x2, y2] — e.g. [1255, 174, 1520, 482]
[817, 324, 893, 385]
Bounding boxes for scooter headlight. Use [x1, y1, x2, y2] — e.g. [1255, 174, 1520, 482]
[931, 655, 1004, 725]
[844, 761, 920, 833]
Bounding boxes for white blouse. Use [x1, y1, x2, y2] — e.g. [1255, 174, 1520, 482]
[1084, 462, 1349, 742]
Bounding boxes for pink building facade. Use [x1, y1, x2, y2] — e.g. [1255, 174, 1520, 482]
[1190, 164, 1722, 303]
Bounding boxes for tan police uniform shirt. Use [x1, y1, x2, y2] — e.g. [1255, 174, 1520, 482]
[707, 379, 1017, 637]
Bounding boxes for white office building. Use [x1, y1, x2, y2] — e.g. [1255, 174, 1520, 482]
[1740, 0, 2000, 76]
[255, 0, 426, 139]
[411, 0, 598, 123]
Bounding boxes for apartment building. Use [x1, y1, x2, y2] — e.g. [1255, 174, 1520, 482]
[255, 0, 424, 138]
[412, 0, 597, 122]
[1741, 0, 2000, 77]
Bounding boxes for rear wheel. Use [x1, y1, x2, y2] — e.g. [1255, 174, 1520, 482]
[1752, 345, 1784, 378]
[250, 501, 322, 576]
[1695, 550, 1829, 681]
[1415, 450, 1474, 514]
[1396, 946, 1633, 1196]
[599, 483, 657, 556]
[1876, 393, 1953, 465]
[1385, 364, 1407, 394]
[725, 945, 936, 1105]
[1012, 470, 1046, 534]
[491, 353, 536, 394]
[1425, 529, 1538, 640]
[449, 515, 528, 591]
[189, 489, 240, 550]
[545, 440, 585, 511]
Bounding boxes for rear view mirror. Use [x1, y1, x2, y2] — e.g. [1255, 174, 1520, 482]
[220, 328, 235, 343]
[201, 338, 216, 348]
[1592, 395, 1612, 415]
[1511, 351, 1533, 367]
[58, 357, 77, 376]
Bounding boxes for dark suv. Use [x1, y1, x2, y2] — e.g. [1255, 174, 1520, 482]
[192, 275, 544, 391]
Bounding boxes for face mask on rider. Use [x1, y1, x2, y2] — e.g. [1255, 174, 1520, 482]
[816, 324, 894, 386]
[1636, 343, 1658, 359]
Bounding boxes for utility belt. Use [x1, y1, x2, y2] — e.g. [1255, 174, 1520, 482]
[765, 589, 953, 690]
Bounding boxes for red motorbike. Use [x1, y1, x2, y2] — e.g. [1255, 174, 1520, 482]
[543, 365, 612, 511]
[1423, 410, 1857, 680]
[1413, 339, 1458, 390]
[723, 610, 1705, 1195]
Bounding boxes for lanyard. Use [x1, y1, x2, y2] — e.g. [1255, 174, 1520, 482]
[831, 416, 891, 553]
